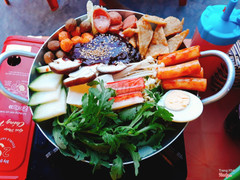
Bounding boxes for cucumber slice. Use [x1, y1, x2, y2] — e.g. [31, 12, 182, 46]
[29, 72, 63, 92]
[32, 88, 67, 122]
[36, 65, 51, 73]
[28, 85, 61, 106]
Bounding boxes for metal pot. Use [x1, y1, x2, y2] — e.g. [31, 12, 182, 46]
[0, 10, 235, 165]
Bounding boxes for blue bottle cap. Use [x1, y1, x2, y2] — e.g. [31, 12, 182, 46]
[198, 1, 240, 46]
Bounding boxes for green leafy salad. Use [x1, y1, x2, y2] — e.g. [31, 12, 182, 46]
[52, 81, 173, 180]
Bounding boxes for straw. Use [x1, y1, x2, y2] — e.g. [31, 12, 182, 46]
[222, 0, 238, 21]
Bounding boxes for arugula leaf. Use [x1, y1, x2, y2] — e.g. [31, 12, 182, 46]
[52, 80, 175, 180]
[101, 131, 121, 154]
[110, 155, 124, 180]
[86, 148, 110, 172]
[156, 106, 174, 121]
[124, 144, 141, 176]
[118, 105, 142, 122]
[129, 102, 154, 128]
[144, 85, 163, 103]
[87, 80, 100, 86]
[52, 125, 68, 149]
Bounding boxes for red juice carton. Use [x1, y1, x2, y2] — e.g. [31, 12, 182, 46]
[0, 36, 45, 180]
[191, 0, 240, 84]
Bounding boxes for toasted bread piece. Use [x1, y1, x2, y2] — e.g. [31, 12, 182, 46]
[142, 15, 167, 26]
[146, 25, 169, 57]
[168, 29, 189, 53]
[122, 27, 139, 37]
[129, 35, 138, 48]
[164, 16, 184, 37]
[137, 17, 153, 58]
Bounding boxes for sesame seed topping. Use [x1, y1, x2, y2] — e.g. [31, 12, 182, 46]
[71, 33, 141, 66]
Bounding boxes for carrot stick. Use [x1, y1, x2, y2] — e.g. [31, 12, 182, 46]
[162, 77, 207, 92]
[157, 60, 201, 79]
[158, 45, 200, 66]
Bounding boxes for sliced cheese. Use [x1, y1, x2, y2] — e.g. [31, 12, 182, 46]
[66, 83, 91, 107]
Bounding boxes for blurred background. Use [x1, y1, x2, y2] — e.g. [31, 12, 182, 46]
[0, 0, 240, 51]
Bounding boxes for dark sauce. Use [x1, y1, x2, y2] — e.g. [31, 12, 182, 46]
[71, 33, 141, 66]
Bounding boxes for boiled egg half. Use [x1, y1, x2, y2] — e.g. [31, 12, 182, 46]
[157, 90, 203, 122]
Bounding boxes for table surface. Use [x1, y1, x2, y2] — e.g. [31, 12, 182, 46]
[183, 39, 240, 180]
[184, 89, 240, 180]
[1, 0, 240, 179]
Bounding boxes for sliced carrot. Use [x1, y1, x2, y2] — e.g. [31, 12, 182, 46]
[106, 77, 145, 95]
[60, 38, 73, 52]
[80, 33, 94, 43]
[157, 60, 201, 79]
[162, 77, 207, 92]
[71, 36, 82, 45]
[58, 31, 71, 42]
[71, 26, 81, 37]
[109, 91, 144, 110]
[158, 46, 200, 66]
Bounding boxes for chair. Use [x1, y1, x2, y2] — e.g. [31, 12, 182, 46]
[179, 0, 187, 6]
[99, 0, 188, 8]
[4, 0, 187, 11]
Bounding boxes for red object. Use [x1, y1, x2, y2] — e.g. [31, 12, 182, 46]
[223, 6, 227, 12]
[183, 39, 240, 180]
[106, 77, 145, 95]
[191, 28, 233, 84]
[109, 91, 143, 102]
[0, 36, 45, 180]
[122, 14, 137, 30]
[179, 0, 187, 6]
[110, 91, 144, 110]
[99, 0, 187, 7]
[93, 8, 111, 34]
[47, 0, 59, 11]
[162, 77, 207, 92]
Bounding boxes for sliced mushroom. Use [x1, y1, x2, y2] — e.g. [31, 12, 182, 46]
[63, 66, 97, 87]
[96, 63, 127, 74]
[49, 58, 82, 74]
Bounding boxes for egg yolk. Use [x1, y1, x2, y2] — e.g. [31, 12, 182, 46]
[164, 90, 190, 111]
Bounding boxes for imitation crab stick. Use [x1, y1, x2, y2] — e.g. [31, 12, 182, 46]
[158, 46, 200, 66]
[106, 77, 145, 95]
[162, 77, 207, 92]
[109, 91, 144, 110]
[157, 60, 201, 79]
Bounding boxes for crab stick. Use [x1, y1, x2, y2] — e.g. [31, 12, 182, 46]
[162, 77, 207, 92]
[157, 60, 201, 79]
[109, 91, 144, 110]
[158, 46, 200, 66]
[106, 77, 145, 95]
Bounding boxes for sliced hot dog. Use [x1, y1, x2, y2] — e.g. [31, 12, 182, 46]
[93, 8, 111, 34]
[109, 22, 123, 33]
[123, 15, 137, 30]
[162, 77, 207, 92]
[109, 11, 122, 25]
